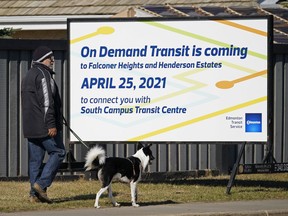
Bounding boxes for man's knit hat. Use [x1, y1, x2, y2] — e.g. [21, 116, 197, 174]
[32, 46, 53, 62]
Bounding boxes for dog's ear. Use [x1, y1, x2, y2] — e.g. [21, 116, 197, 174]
[148, 143, 152, 148]
[137, 142, 144, 150]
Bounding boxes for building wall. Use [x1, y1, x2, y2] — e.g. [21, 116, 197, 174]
[0, 39, 287, 177]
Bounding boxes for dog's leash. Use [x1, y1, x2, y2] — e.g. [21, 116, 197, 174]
[127, 157, 136, 176]
[62, 115, 89, 149]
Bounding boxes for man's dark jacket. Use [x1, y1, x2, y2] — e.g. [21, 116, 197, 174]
[21, 62, 62, 138]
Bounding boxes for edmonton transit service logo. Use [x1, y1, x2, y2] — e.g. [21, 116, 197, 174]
[245, 113, 262, 132]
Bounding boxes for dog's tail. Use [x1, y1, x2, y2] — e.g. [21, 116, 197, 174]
[84, 145, 106, 171]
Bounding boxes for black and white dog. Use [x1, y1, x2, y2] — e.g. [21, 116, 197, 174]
[84, 143, 155, 208]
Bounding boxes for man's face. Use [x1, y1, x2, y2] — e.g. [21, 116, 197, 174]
[42, 56, 54, 70]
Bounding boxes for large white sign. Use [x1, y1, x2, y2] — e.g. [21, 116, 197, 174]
[68, 17, 270, 142]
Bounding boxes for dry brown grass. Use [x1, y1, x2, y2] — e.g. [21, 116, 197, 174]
[0, 173, 288, 213]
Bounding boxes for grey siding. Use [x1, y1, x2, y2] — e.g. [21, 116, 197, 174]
[0, 39, 287, 177]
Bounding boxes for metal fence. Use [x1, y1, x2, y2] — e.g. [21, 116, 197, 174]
[0, 39, 287, 177]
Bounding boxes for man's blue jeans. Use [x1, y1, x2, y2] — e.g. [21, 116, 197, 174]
[28, 132, 66, 196]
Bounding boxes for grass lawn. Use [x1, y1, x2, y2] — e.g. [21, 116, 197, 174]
[0, 173, 288, 212]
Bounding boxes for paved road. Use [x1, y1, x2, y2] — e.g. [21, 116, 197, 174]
[1, 199, 288, 216]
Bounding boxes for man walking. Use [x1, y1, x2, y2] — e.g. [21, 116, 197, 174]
[21, 46, 65, 203]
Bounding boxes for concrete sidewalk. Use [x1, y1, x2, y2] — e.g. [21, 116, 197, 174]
[1, 199, 288, 216]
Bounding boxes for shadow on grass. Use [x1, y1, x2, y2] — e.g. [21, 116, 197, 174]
[53, 193, 95, 203]
[53, 192, 178, 206]
[113, 200, 178, 207]
[52, 179, 288, 203]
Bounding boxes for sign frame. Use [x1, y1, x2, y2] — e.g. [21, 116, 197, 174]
[67, 16, 273, 143]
